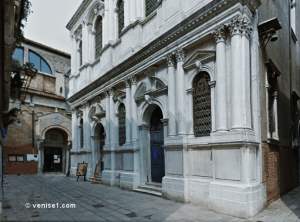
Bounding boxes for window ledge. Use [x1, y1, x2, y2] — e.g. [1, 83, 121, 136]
[291, 28, 297, 42]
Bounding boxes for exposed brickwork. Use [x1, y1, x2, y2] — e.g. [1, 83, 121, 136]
[262, 142, 299, 205]
[3, 145, 38, 174]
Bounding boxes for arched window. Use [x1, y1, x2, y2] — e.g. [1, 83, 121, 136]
[118, 103, 126, 146]
[117, 0, 124, 37]
[95, 16, 103, 59]
[80, 118, 84, 148]
[193, 72, 211, 137]
[146, 0, 159, 17]
[79, 42, 83, 66]
[29, 51, 52, 74]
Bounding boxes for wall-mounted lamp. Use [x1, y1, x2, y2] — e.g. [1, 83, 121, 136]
[258, 17, 282, 47]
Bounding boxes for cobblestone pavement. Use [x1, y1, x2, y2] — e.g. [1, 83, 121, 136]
[1, 174, 300, 222]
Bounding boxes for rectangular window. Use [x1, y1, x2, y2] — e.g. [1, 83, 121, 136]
[8, 155, 24, 162]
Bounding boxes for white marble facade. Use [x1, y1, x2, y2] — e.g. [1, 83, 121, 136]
[67, 0, 265, 218]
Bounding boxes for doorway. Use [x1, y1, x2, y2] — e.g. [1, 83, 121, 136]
[44, 147, 63, 172]
[150, 106, 165, 183]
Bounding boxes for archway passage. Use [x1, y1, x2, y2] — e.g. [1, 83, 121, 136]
[150, 106, 165, 183]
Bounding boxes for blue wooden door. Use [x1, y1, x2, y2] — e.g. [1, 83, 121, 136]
[150, 107, 165, 183]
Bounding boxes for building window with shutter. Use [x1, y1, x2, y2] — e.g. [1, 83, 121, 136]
[193, 72, 211, 137]
[117, 0, 124, 37]
[118, 103, 126, 146]
[95, 16, 103, 59]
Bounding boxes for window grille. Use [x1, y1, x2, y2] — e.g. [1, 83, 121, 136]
[146, 0, 159, 17]
[79, 42, 82, 66]
[118, 103, 126, 146]
[95, 16, 103, 59]
[80, 119, 84, 148]
[118, 0, 124, 37]
[193, 72, 211, 137]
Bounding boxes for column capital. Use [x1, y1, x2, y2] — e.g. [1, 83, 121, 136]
[228, 16, 243, 37]
[241, 18, 253, 38]
[130, 75, 138, 85]
[105, 90, 110, 98]
[208, 81, 216, 88]
[174, 48, 186, 63]
[109, 88, 115, 96]
[273, 91, 278, 98]
[124, 78, 131, 88]
[212, 24, 227, 43]
[70, 34, 75, 41]
[83, 101, 91, 108]
[166, 53, 176, 67]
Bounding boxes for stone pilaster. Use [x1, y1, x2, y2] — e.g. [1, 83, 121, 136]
[124, 79, 131, 144]
[130, 75, 138, 142]
[175, 48, 187, 135]
[166, 53, 176, 137]
[212, 25, 228, 131]
[105, 91, 110, 146]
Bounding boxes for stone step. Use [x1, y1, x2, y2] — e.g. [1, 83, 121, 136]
[138, 185, 162, 193]
[133, 188, 162, 197]
[145, 182, 162, 188]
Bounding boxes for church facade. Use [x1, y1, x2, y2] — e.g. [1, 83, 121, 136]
[67, 0, 300, 218]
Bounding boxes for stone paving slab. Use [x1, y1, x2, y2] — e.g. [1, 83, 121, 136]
[1, 174, 300, 222]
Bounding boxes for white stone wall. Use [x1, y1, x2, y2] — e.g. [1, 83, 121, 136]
[67, 0, 266, 218]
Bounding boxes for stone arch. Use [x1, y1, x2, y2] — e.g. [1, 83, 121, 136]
[86, 0, 103, 25]
[41, 125, 71, 141]
[187, 65, 214, 89]
[92, 120, 105, 136]
[140, 98, 167, 126]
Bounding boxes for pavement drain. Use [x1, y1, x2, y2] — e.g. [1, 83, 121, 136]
[125, 212, 137, 218]
[93, 204, 104, 208]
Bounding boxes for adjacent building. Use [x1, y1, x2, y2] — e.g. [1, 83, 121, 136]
[66, 0, 300, 218]
[3, 39, 72, 175]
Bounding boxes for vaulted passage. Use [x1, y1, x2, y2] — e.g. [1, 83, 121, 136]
[150, 106, 165, 183]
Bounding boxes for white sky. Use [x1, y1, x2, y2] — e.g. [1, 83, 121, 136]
[24, 0, 83, 54]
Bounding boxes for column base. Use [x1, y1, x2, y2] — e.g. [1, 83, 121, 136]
[208, 181, 266, 218]
[162, 176, 188, 203]
[120, 172, 140, 191]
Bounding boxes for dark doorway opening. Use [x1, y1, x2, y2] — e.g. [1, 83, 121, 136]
[44, 147, 63, 172]
[99, 125, 105, 172]
[150, 106, 165, 183]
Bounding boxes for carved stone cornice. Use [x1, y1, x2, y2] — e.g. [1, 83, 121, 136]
[130, 76, 137, 85]
[174, 48, 186, 63]
[212, 24, 227, 42]
[166, 53, 176, 67]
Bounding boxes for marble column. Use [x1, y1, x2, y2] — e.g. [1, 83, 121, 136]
[130, 76, 138, 142]
[175, 48, 187, 135]
[229, 17, 243, 129]
[241, 18, 253, 129]
[71, 110, 78, 151]
[130, 0, 136, 22]
[213, 25, 228, 131]
[166, 53, 177, 137]
[105, 91, 110, 146]
[84, 102, 91, 150]
[109, 88, 115, 172]
[186, 89, 194, 136]
[209, 81, 216, 132]
[124, 0, 130, 27]
[125, 79, 131, 144]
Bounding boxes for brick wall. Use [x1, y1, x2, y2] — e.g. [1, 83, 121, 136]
[3, 145, 38, 174]
[262, 142, 299, 205]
